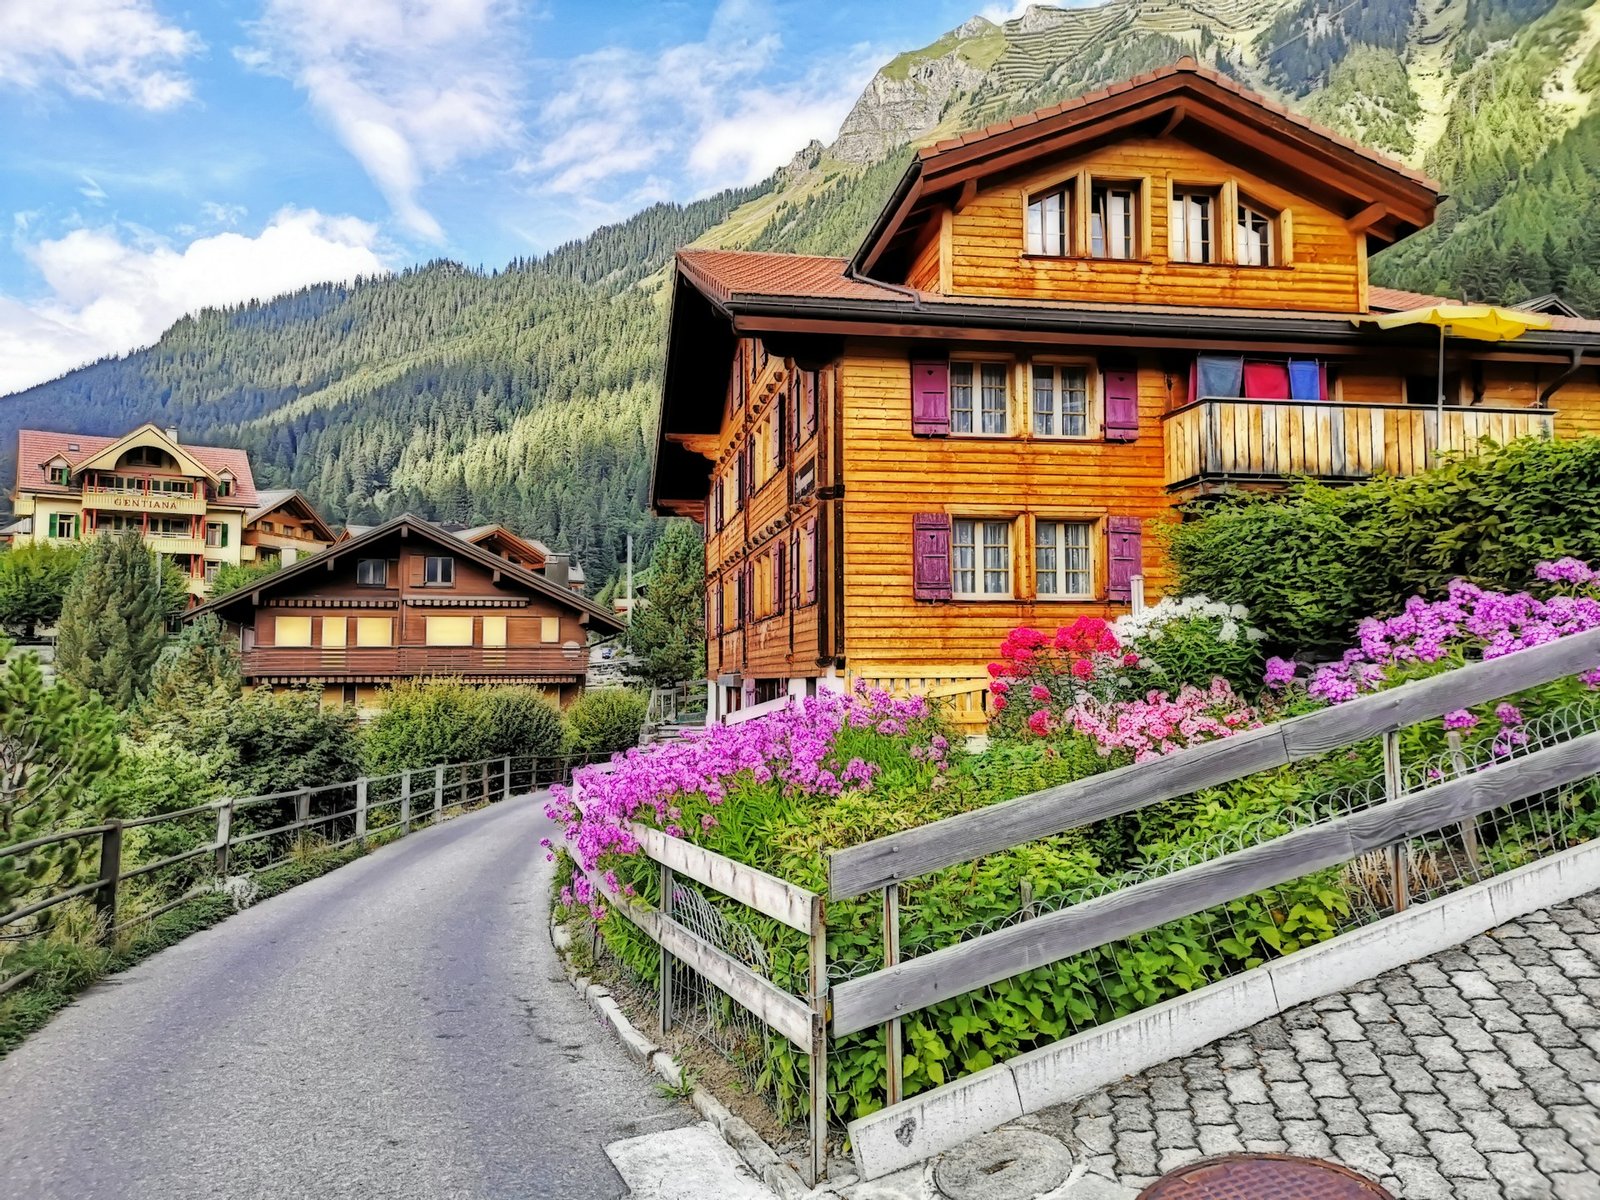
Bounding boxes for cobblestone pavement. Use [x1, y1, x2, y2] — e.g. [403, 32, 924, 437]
[1020, 895, 1600, 1199]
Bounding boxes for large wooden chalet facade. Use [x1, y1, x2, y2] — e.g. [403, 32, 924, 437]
[651, 61, 1600, 725]
[191, 515, 621, 710]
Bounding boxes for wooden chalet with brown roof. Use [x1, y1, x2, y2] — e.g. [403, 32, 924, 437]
[242, 489, 338, 567]
[651, 59, 1600, 727]
[190, 514, 622, 710]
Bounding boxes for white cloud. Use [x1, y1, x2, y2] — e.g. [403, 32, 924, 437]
[242, 0, 523, 241]
[0, 0, 201, 110]
[0, 208, 388, 395]
[531, 0, 876, 205]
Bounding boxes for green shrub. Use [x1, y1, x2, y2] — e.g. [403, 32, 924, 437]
[363, 679, 493, 774]
[216, 689, 362, 796]
[565, 688, 647, 754]
[481, 687, 568, 758]
[1111, 597, 1267, 692]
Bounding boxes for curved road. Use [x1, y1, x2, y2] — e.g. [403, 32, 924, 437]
[0, 795, 691, 1200]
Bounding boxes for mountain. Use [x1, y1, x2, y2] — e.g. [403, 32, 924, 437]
[7, 0, 1600, 588]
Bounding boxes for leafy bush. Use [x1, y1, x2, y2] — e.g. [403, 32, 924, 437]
[0, 543, 81, 641]
[210, 558, 283, 599]
[363, 679, 495, 774]
[212, 689, 362, 796]
[565, 688, 647, 755]
[481, 687, 568, 758]
[1111, 596, 1267, 692]
[1169, 437, 1600, 654]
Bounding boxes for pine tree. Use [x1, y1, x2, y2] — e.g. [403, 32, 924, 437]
[133, 615, 242, 740]
[625, 521, 706, 688]
[56, 533, 170, 710]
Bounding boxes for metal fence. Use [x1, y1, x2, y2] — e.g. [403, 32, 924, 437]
[0, 752, 601, 997]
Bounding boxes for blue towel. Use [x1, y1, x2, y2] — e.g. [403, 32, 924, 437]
[1288, 359, 1322, 401]
[1196, 355, 1244, 399]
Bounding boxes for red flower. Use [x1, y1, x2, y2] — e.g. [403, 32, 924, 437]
[1027, 709, 1052, 736]
[987, 662, 1011, 678]
[1123, 652, 1140, 667]
[1071, 658, 1096, 680]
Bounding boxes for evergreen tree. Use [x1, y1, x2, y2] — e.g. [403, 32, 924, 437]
[625, 521, 706, 688]
[133, 615, 242, 740]
[57, 533, 169, 710]
[0, 544, 81, 641]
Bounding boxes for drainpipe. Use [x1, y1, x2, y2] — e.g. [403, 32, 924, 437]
[844, 263, 922, 308]
[1538, 347, 1584, 408]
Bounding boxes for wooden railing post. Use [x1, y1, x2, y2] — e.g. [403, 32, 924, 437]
[481, 761, 490, 804]
[459, 764, 468, 809]
[95, 819, 123, 943]
[883, 882, 903, 1107]
[400, 771, 412, 834]
[295, 787, 311, 833]
[502, 755, 512, 801]
[433, 765, 444, 823]
[355, 777, 369, 842]
[1382, 730, 1409, 913]
[658, 862, 675, 1036]
[214, 799, 233, 876]
[808, 894, 830, 1187]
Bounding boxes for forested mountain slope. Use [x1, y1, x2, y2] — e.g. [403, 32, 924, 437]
[8, 0, 1600, 587]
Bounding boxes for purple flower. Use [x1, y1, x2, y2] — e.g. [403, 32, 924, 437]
[1495, 703, 1524, 727]
[1443, 709, 1478, 731]
[1263, 656, 1297, 689]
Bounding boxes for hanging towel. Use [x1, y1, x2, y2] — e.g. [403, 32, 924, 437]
[1288, 359, 1323, 401]
[1243, 360, 1290, 400]
[1195, 354, 1244, 399]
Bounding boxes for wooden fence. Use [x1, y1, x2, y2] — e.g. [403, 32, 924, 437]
[824, 627, 1600, 1106]
[0, 751, 600, 994]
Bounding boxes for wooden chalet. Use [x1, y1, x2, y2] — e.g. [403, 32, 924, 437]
[651, 60, 1600, 727]
[189, 514, 622, 710]
[242, 489, 337, 567]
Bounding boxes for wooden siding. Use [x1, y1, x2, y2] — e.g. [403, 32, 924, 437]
[1164, 399, 1555, 487]
[946, 136, 1363, 312]
[838, 340, 1174, 676]
[1553, 371, 1600, 439]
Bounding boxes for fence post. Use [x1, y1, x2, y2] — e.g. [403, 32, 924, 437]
[1447, 730, 1481, 870]
[434, 765, 445, 823]
[883, 882, 903, 1108]
[355, 777, 369, 842]
[1382, 729, 1410, 912]
[400, 771, 412, 835]
[808, 893, 829, 1188]
[295, 787, 311, 832]
[503, 755, 513, 802]
[459, 764, 468, 810]
[658, 862, 675, 1036]
[94, 819, 123, 943]
[1130, 574, 1146, 615]
[214, 799, 234, 876]
[481, 761, 490, 804]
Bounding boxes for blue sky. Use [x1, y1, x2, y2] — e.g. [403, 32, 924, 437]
[0, 0, 1039, 396]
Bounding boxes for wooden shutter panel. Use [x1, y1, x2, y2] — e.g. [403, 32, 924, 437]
[910, 360, 950, 437]
[1107, 516, 1143, 603]
[803, 521, 817, 605]
[912, 513, 952, 601]
[1103, 368, 1139, 442]
[804, 371, 819, 438]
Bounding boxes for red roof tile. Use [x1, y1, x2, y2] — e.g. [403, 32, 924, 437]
[13, 427, 259, 507]
[677, 250, 904, 304]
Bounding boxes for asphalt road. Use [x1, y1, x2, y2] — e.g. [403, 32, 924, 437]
[0, 794, 691, 1200]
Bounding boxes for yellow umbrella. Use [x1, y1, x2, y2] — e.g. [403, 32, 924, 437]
[1357, 303, 1553, 431]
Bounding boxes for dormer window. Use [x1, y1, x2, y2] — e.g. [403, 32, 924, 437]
[1171, 187, 1217, 264]
[1090, 182, 1138, 260]
[47, 462, 68, 486]
[1025, 184, 1072, 257]
[217, 472, 234, 498]
[1237, 197, 1276, 266]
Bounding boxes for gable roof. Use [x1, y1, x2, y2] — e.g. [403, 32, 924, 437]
[854, 57, 1441, 280]
[244, 488, 337, 543]
[13, 427, 259, 507]
[188, 513, 623, 632]
[677, 250, 907, 304]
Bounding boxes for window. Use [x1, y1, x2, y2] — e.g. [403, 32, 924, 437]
[205, 522, 228, 548]
[797, 371, 819, 443]
[801, 521, 818, 606]
[204, 562, 219, 586]
[950, 361, 1009, 435]
[46, 512, 77, 539]
[1171, 188, 1215, 264]
[47, 465, 68, 486]
[795, 459, 816, 500]
[356, 558, 387, 587]
[1026, 185, 1071, 256]
[1032, 364, 1091, 438]
[1037, 520, 1094, 599]
[540, 616, 560, 643]
[1238, 199, 1274, 267]
[217, 476, 233, 498]
[952, 519, 1011, 598]
[354, 617, 392, 647]
[423, 556, 454, 586]
[322, 616, 347, 647]
[1090, 183, 1138, 260]
[275, 615, 313, 647]
[426, 616, 474, 646]
[753, 679, 785, 704]
[483, 615, 507, 647]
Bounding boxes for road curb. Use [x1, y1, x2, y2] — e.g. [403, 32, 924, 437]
[551, 918, 826, 1200]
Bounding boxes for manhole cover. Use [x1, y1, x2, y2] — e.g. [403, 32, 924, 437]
[1138, 1154, 1396, 1199]
[934, 1128, 1073, 1199]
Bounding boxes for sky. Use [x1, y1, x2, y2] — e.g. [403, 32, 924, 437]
[0, 0, 1053, 397]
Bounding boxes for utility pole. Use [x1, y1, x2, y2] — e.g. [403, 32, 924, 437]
[625, 533, 634, 627]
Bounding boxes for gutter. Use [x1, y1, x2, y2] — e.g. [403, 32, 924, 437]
[1539, 346, 1585, 407]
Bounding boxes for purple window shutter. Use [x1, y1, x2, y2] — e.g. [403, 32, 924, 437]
[1107, 516, 1143, 603]
[910, 360, 950, 437]
[912, 513, 952, 601]
[774, 542, 787, 616]
[1103, 369, 1140, 442]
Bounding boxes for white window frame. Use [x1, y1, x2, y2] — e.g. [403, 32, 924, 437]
[952, 517, 1012, 599]
[1036, 519, 1096, 600]
[356, 558, 388, 587]
[1025, 185, 1070, 257]
[1238, 198, 1275, 267]
[1031, 361, 1096, 439]
[423, 555, 455, 586]
[1090, 182, 1138, 260]
[949, 360, 1011, 437]
[1172, 187, 1216, 264]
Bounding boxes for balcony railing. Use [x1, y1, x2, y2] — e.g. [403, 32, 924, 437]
[242, 645, 585, 679]
[82, 486, 208, 515]
[1163, 398, 1555, 489]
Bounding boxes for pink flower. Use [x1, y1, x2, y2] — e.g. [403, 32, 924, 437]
[1027, 709, 1052, 736]
[1443, 709, 1478, 731]
[1071, 658, 1095, 680]
[1031, 684, 1051, 701]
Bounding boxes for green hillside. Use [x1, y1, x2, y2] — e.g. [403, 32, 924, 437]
[7, 0, 1600, 589]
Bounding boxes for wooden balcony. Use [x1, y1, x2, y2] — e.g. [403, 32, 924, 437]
[1163, 399, 1555, 490]
[242, 645, 585, 682]
[81, 486, 208, 516]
